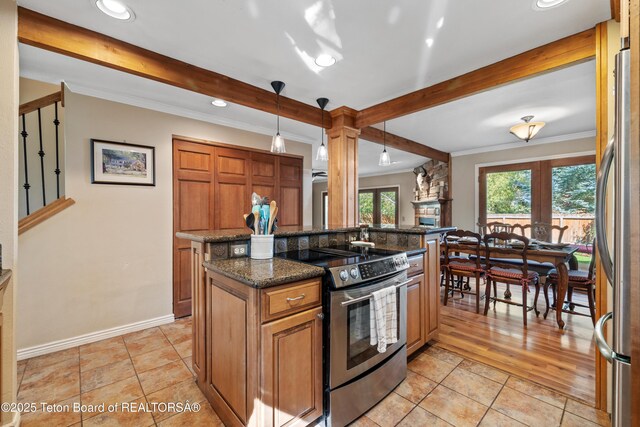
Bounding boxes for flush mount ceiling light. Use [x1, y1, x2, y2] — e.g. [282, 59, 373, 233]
[533, 0, 569, 10]
[315, 54, 336, 67]
[95, 0, 135, 21]
[316, 97, 329, 161]
[270, 81, 286, 153]
[379, 122, 391, 166]
[211, 99, 227, 107]
[509, 115, 546, 142]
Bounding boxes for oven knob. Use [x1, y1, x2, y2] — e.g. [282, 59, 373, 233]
[395, 257, 401, 267]
[350, 267, 359, 279]
[339, 270, 349, 281]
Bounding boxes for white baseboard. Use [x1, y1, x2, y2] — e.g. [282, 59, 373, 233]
[17, 314, 175, 361]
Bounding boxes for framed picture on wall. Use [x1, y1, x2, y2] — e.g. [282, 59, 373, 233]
[91, 139, 156, 186]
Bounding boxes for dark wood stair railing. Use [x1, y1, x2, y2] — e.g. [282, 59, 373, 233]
[18, 87, 74, 234]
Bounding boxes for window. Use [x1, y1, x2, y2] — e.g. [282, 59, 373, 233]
[321, 187, 399, 227]
[359, 187, 398, 226]
[479, 155, 596, 249]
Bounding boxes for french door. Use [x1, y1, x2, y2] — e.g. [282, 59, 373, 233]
[479, 155, 596, 246]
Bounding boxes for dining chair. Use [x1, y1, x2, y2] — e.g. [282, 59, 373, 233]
[544, 241, 597, 325]
[477, 221, 514, 235]
[483, 232, 541, 326]
[513, 222, 569, 243]
[443, 230, 485, 313]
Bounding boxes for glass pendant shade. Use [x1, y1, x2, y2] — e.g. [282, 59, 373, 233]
[379, 149, 391, 166]
[271, 133, 286, 153]
[379, 121, 391, 166]
[316, 97, 329, 162]
[316, 143, 328, 161]
[509, 116, 545, 142]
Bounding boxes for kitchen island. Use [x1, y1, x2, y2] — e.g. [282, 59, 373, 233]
[178, 225, 452, 426]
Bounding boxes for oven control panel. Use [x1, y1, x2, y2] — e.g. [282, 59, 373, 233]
[328, 254, 409, 288]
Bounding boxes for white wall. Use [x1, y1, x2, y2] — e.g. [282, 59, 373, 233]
[451, 136, 596, 231]
[17, 87, 313, 350]
[0, 0, 19, 421]
[312, 170, 417, 227]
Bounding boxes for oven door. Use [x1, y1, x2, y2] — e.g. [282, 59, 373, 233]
[329, 271, 408, 389]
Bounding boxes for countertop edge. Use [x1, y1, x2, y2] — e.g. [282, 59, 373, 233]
[203, 259, 325, 288]
[178, 226, 456, 243]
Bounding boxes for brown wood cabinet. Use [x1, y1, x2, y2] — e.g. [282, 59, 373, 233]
[202, 270, 323, 427]
[406, 273, 425, 356]
[173, 137, 304, 318]
[405, 236, 441, 357]
[424, 238, 441, 340]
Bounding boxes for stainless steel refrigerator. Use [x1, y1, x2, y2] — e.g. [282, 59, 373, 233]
[594, 40, 632, 427]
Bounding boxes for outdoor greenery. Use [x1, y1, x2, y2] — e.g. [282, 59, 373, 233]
[359, 192, 374, 224]
[486, 165, 596, 215]
[358, 190, 397, 225]
[551, 164, 596, 214]
[486, 170, 532, 214]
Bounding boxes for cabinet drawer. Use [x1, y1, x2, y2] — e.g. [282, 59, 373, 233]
[261, 279, 322, 322]
[407, 254, 424, 277]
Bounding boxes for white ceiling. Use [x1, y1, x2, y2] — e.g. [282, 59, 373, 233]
[385, 60, 597, 155]
[18, 0, 605, 175]
[20, 44, 427, 176]
[17, 0, 609, 109]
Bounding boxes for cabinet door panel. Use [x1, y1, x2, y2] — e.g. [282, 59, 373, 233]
[252, 152, 277, 183]
[217, 183, 248, 229]
[425, 239, 440, 340]
[279, 158, 302, 183]
[280, 186, 301, 226]
[261, 307, 323, 427]
[173, 140, 215, 318]
[209, 283, 248, 423]
[406, 274, 425, 356]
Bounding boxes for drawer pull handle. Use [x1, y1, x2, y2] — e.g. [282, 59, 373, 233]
[286, 294, 306, 302]
[411, 263, 419, 267]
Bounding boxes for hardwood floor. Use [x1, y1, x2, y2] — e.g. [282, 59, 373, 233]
[435, 279, 597, 405]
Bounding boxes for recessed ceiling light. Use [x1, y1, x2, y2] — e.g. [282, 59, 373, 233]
[436, 17, 444, 29]
[211, 99, 228, 107]
[95, 0, 135, 21]
[533, 0, 569, 10]
[315, 54, 336, 67]
[425, 38, 434, 47]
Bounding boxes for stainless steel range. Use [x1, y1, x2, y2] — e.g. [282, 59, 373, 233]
[278, 245, 409, 427]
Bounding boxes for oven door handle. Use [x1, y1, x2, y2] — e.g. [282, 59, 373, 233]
[340, 280, 410, 307]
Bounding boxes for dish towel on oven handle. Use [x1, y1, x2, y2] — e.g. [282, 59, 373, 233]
[369, 286, 398, 353]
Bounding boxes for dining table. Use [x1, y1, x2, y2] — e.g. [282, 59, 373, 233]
[446, 239, 579, 329]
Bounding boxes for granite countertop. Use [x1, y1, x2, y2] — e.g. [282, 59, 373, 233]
[203, 257, 325, 288]
[178, 225, 456, 243]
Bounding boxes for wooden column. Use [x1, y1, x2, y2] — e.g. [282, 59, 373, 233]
[327, 107, 360, 227]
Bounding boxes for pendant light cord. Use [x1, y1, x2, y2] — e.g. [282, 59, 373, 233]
[383, 122, 387, 150]
[276, 92, 280, 133]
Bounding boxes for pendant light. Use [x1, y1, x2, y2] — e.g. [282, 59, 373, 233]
[316, 97, 329, 161]
[509, 115, 546, 142]
[270, 81, 286, 153]
[379, 122, 391, 166]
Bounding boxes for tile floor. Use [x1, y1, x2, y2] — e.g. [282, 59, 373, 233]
[352, 344, 611, 427]
[17, 317, 223, 426]
[17, 317, 610, 427]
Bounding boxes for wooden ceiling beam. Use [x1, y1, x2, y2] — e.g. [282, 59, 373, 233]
[611, 0, 621, 22]
[360, 126, 448, 163]
[355, 28, 597, 128]
[17, 7, 331, 129]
